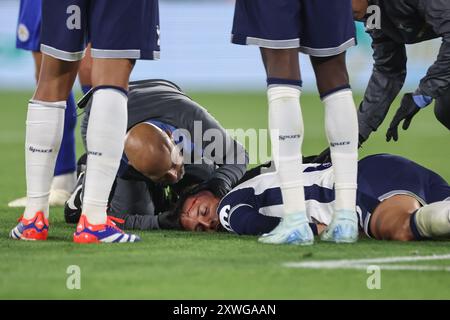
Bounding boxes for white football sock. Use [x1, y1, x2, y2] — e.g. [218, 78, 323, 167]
[268, 85, 306, 215]
[323, 90, 358, 212]
[415, 201, 450, 238]
[51, 171, 77, 193]
[24, 100, 66, 219]
[82, 88, 128, 225]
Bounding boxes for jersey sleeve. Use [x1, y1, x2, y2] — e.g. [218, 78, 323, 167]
[417, 0, 450, 98]
[195, 107, 249, 197]
[359, 29, 407, 140]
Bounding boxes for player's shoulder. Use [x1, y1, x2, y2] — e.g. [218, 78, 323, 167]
[219, 172, 277, 207]
[218, 185, 258, 233]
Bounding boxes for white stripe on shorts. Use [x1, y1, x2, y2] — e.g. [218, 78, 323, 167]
[244, 36, 300, 49]
[40, 44, 85, 62]
[299, 38, 356, 57]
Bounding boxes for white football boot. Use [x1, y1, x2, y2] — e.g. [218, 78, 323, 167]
[320, 209, 358, 243]
[258, 212, 314, 246]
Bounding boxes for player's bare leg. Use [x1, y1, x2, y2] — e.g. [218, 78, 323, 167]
[311, 53, 359, 243]
[32, 51, 42, 82]
[257, 48, 313, 246]
[38, 53, 78, 206]
[10, 55, 79, 240]
[78, 43, 93, 95]
[371, 195, 450, 241]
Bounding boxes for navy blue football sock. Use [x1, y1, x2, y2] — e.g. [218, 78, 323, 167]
[267, 77, 302, 88]
[54, 91, 77, 176]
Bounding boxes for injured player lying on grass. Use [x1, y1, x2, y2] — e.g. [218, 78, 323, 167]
[174, 153, 450, 242]
[67, 152, 450, 242]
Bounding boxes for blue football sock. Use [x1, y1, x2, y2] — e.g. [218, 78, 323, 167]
[54, 91, 77, 176]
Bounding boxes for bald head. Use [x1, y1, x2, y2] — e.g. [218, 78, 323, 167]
[124, 123, 184, 184]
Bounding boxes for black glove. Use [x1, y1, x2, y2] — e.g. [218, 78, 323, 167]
[386, 93, 421, 142]
[313, 148, 332, 164]
[158, 210, 182, 230]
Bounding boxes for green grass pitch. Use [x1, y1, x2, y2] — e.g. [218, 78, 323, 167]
[0, 90, 449, 299]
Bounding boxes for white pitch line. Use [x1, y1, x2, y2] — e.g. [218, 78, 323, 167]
[284, 263, 450, 272]
[283, 253, 450, 272]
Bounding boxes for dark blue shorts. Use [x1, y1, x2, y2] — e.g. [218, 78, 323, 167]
[16, 0, 42, 52]
[41, 0, 160, 61]
[231, 0, 356, 57]
[357, 154, 450, 237]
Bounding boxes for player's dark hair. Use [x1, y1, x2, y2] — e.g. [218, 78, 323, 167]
[157, 185, 198, 230]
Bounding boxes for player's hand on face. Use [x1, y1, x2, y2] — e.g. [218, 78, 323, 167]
[386, 93, 432, 142]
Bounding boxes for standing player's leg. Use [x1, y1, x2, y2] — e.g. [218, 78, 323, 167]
[30, 52, 78, 203]
[231, 0, 313, 245]
[311, 53, 359, 243]
[51, 44, 93, 205]
[50, 44, 93, 202]
[10, 53, 80, 241]
[11, 0, 81, 208]
[301, 0, 359, 243]
[32, 51, 42, 82]
[258, 49, 313, 245]
[80, 58, 132, 227]
[78, 43, 92, 95]
[73, 0, 159, 243]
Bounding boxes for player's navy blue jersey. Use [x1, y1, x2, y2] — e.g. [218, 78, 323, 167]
[16, 0, 42, 51]
[218, 154, 450, 237]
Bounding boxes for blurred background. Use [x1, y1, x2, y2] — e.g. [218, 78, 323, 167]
[0, 0, 442, 92]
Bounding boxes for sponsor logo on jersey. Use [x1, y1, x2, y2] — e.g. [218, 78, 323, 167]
[219, 204, 232, 232]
